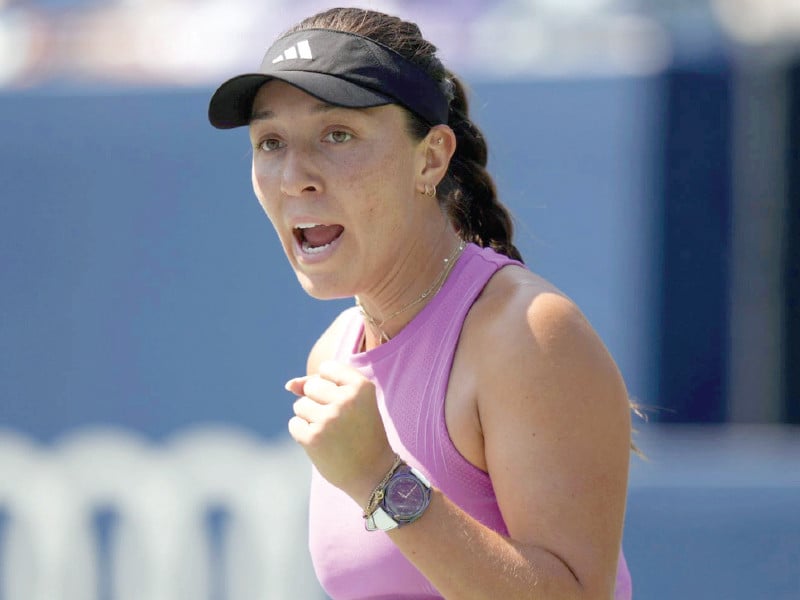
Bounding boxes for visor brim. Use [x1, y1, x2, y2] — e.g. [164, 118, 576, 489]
[208, 71, 395, 129]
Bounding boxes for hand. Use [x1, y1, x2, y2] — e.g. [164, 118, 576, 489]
[285, 360, 397, 506]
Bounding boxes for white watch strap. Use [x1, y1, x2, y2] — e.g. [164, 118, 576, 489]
[368, 507, 399, 531]
[409, 467, 431, 488]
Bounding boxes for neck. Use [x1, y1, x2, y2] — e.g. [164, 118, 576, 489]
[356, 235, 466, 347]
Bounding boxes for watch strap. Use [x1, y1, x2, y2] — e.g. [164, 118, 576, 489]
[365, 506, 399, 531]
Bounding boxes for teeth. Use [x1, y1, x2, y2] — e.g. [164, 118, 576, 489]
[302, 241, 332, 254]
[296, 223, 321, 229]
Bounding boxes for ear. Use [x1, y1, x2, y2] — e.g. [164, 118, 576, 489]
[415, 125, 456, 195]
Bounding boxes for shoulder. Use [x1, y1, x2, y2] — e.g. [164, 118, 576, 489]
[462, 264, 585, 360]
[306, 306, 360, 375]
[461, 264, 631, 436]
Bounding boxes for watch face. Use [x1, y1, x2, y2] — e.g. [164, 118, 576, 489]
[384, 471, 429, 521]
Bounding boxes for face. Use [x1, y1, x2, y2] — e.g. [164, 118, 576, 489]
[248, 80, 432, 300]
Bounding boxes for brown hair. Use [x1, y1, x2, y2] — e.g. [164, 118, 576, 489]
[286, 8, 524, 263]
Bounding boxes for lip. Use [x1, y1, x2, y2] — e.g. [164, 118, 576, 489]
[288, 218, 337, 231]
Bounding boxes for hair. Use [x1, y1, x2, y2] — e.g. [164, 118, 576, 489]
[286, 8, 524, 263]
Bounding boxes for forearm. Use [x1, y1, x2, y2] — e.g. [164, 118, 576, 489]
[385, 488, 590, 600]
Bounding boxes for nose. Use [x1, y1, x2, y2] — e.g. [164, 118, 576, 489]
[280, 147, 320, 197]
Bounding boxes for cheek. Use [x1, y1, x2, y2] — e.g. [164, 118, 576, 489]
[251, 162, 278, 217]
[251, 161, 265, 199]
[340, 147, 415, 213]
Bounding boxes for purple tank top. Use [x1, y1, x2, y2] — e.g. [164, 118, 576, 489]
[308, 243, 632, 599]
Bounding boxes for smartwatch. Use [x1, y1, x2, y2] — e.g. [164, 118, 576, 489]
[365, 464, 432, 531]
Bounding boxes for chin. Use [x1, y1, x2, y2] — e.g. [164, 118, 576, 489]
[294, 273, 351, 302]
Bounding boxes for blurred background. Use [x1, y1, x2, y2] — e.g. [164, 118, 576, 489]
[0, 0, 798, 598]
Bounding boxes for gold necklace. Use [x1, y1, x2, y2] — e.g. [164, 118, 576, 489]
[357, 239, 466, 344]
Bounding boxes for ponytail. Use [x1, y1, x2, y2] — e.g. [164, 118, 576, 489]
[438, 76, 523, 262]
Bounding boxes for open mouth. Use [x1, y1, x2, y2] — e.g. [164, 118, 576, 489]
[294, 223, 345, 254]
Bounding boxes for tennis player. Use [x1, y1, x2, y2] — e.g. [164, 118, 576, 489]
[209, 7, 633, 599]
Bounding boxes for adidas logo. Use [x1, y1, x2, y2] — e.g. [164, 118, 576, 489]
[272, 40, 313, 63]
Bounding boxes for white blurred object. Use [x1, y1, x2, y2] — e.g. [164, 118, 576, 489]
[472, 3, 672, 77]
[2, 449, 96, 600]
[0, 8, 46, 86]
[0, 427, 324, 600]
[168, 426, 317, 600]
[113, 460, 207, 600]
[0, 0, 674, 88]
[54, 427, 206, 600]
[712, 0, 800, 45]
[530, 0, 619, 18]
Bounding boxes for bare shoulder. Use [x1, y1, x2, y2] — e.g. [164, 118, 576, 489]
[306, 308, 357, 376]
[466, 265, 574, 336]
[462, 264, 629, 417]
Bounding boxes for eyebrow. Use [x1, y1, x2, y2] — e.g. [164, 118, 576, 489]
[249, 102, 358, 123]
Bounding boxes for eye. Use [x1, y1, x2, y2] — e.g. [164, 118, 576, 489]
[258, 138, 285, 152]
[324, 130, 352, 144]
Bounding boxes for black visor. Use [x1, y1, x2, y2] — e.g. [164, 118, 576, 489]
[208, 28, 449, 129]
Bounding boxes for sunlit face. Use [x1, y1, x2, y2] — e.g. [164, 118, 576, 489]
[248, 80, 428, 300]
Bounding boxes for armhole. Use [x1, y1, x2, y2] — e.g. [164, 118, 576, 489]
[442, 264, 523, 476]
[306, 306, 362, 375]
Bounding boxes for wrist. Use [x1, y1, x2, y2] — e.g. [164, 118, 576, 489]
[362, 453, 404, 518]
[348, 449, 400, 509]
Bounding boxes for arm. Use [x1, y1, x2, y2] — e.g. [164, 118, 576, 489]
[386, 287, 632, 599]
[288, 283, 631, 599]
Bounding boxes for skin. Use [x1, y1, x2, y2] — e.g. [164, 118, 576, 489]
[251, 80, 632, 599]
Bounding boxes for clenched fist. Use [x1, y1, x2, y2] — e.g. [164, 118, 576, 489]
[285, 360, 397, 507]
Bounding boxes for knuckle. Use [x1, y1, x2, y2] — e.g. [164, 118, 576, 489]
[303, 377, 318, 394]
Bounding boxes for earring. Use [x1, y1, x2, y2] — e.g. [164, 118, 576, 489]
[424, 184, 437, 198]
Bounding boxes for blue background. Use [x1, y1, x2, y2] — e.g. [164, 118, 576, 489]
[0, 77, 661, 440]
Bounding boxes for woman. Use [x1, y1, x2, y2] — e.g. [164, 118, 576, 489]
[209, 7, 633, 599]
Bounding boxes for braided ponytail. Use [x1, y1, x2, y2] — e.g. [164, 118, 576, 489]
[287, 7, 523, 263]
[438, 76, 523, 262]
